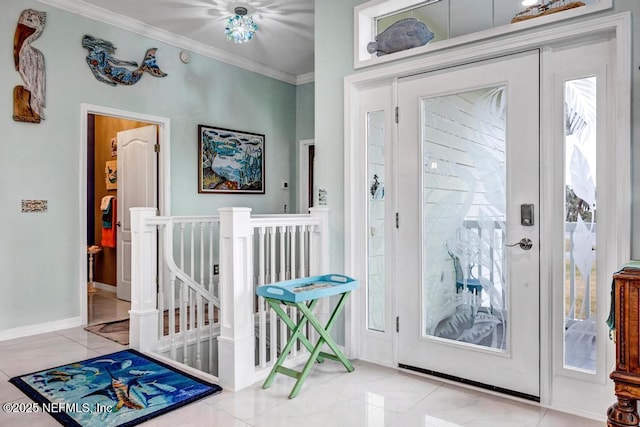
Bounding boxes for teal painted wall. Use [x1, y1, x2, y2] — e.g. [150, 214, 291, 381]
[0, 0, 306, 332]
[315, 0, 367, 273]
[296, 82, 315, 142]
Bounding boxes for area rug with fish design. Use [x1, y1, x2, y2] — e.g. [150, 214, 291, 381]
[9, 349, 222, 427]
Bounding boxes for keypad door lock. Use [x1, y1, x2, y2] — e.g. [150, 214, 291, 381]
[521, 204, 534, 226]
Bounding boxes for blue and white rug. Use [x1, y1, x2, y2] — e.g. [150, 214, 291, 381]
[9, 349, 222, 426]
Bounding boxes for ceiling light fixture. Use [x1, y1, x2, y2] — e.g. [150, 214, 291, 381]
[225, 6, 258, 44]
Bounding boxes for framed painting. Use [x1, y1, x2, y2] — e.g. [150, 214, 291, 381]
[198, 125, 265, 194]
[105, 160, 117, 190]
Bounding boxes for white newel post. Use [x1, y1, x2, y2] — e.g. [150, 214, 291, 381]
[309, 207, 331, 343]
[218, 207, 255, 391]
[129, 207, 160, 352]
[309, 207, 330, 275]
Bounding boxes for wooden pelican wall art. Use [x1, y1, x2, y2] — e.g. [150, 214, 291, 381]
[82, 35, 167, 86]
[13, 9, 47, 123]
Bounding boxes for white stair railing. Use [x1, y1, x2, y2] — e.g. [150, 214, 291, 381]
[157, 216, 220, 373]
[130, 206, 330, 392]
[250, 207, 330, 378]
[130, 208, 220, 375]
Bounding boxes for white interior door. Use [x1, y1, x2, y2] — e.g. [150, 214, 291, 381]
[397, 51, 540, 398]
[117, 125, 157, 301]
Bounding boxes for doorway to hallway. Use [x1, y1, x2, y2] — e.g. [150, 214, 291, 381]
[80, 104, 170, 327]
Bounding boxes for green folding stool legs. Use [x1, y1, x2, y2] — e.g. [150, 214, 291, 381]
[256, 274, 358, 398]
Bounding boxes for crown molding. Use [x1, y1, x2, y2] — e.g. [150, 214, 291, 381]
[296, 72, 315, 85]
[39, 0, 304, 85]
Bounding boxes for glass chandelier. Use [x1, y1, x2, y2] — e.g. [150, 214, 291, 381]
[225, 6, 258, 43]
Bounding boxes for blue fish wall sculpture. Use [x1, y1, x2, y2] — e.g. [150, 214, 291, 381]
[367, 18, 434, 56]
[82, 35, 167, 86]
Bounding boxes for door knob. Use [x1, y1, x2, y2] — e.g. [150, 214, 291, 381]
[116, 221, 121, 227]
[506, 238, 533, 250]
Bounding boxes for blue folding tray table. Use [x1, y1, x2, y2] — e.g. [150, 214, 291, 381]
[256, 274, 359, 398]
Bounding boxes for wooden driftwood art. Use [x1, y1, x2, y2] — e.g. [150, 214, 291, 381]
[512, 0, 585, 23]
[13, 9, 46, 123]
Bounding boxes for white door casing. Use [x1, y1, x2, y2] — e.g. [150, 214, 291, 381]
[346, 14, 630, 419]
[116, 125, 158, 301]
[357, 84, 396, 366]
[298, 139, 315, 212]
[80, 104, 170, 326]
[542, 37, 623, 416]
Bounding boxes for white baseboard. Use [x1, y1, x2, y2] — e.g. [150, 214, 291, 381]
[0, 317, 82, 342]
[93, 282, 116, 293]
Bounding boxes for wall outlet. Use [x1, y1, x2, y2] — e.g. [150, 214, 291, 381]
[213, 264, 219, 275]
[281, 180, 289, 189]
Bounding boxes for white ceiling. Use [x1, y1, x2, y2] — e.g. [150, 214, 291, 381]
[43, 0, 315, 84]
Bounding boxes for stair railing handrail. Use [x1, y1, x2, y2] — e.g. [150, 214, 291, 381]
[148, 215, 220, 307]
[250, 213, 322, 227]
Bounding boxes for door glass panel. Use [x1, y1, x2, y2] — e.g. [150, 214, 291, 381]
[563, 76, 597, 372]
[367, 110, 385, 332]
[422, 86, 507, 351]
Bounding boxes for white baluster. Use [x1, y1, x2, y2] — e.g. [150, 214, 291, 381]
[269, 301, 277, 362]
[258, 227, 267, 367]
[180, 223, 185, 270]
[196, 294, 203, 370]
[190, 223, 195, 279]
[258, 296, 267, 367]
[200, 222, 205, 287]
[169, 272, 176, 360]
[279, 226, 286, 281]
[209, 221, 214, 294]
[269, 226, 276, 284]
[181, 282, 188, 364]
[299, 225, 306, 278]
[290, 225, 297, 280]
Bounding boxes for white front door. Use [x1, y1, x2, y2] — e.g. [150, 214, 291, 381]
[116, 125, 157, 301]
[397, 51, 540, 398]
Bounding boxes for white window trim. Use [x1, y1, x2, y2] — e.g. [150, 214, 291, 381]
[354, 0, 613, 69]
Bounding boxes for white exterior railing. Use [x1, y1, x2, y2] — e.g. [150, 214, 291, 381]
[565, 221, 597, 320]
[129, 206, 329, 392]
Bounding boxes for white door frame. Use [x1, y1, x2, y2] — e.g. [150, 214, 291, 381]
[79, 104, 171, 325]
[344, 12, 630, 418]
[298, 138, 315, 213]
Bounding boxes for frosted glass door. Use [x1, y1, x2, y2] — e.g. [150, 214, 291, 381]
[421, 86, 507, 351]
[367, 110, 386, 332]
[397, 51, 540, 397]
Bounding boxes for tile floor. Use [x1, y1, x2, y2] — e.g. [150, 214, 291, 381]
[87, 288, 131, 326]
[0, 291, 605, 426]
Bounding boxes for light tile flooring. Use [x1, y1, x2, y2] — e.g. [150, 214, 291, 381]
[0, 292, 604, 426]
[87, 287, 131, 325]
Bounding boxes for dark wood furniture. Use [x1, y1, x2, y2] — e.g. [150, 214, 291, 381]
[608, 268, 640, 426]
